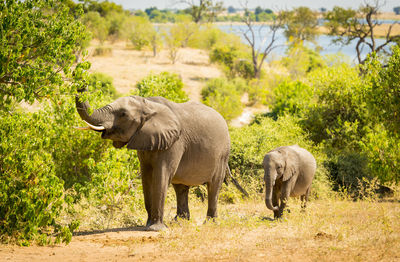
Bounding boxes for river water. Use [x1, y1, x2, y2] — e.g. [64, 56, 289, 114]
[217, 24, 391, 63]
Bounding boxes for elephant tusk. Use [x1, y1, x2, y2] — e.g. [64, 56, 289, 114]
[83, 120, 105, 131]
[73, 126, 91, 130]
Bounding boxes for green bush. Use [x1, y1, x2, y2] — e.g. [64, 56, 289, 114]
[93, 46, 112, 56]
[201, 78, 244, 121]
[0, 80, 130, 244]
[270, 80, 314, 118]
[133, 72, 189, 103]
[88, 72, 118, 99]
[280, 43, 325, 79]
[209, 45, 254, 79]
[360, 125, 400, 184]
[229, 115, 332, 198]
[302, 63, 369, 149]
[0, 111, 78, 245]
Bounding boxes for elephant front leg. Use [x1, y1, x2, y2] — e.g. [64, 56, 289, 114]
[278, 182, 291, 218]
[272, 185, 281, 219]
[173, 184, 190, 220]
[147, 164, 174, 232]
[141, 166, 153, 227]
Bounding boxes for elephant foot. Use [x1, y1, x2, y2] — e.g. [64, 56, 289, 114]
[203, 216, 218, 225]
[146, 222, 167, 232]
[174, 214, 190, 222]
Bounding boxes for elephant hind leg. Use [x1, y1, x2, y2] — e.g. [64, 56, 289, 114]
[206, 166, 225, 219]
[173, 184, 190, 220]
[301, 186, 311, 209]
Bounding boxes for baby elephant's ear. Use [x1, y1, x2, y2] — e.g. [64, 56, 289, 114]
[281, 149, 298, 181]
[127, 98, 181, 151]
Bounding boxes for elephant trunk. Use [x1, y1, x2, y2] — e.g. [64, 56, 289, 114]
[75, 94, 108, 130]
[265, 172, 279, 211]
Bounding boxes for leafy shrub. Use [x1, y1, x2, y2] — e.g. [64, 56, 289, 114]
[0, 111, 79, 245]
[302, 63, 369, 149]
[269, 80, 314, 118]
[82, 11, 108, 44]
[201, 78, 243, 121]
[133, 72, 189, 103]
[229, 115, 332, 198]
[359, 125, 400, 184]
[363, 46, 400, 136]
[78, 148, 144, 229]
[191, 24, 245, 51]
[93, 46, 112, 56]
[0, 77, 130, 244]
[88, 72, 118, 99]
[324, 151, 369, 191]
[123, 16, 155, 50]
[209, 45, 254, 79]
[280, 43, 325, 79]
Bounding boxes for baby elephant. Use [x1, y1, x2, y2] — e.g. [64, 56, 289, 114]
[263, 145, 316, 218]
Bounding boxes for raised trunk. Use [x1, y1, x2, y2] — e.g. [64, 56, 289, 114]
[265, 174, 279, 211]
[75, 95, 107, 128]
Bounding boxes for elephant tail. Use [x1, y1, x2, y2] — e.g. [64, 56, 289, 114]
[226, 165, 249, 198]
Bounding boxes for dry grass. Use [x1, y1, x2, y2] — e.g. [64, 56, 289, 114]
[2, 196, 400, 261]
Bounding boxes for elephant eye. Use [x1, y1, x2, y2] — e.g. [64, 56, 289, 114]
[119, 111, 127, 118]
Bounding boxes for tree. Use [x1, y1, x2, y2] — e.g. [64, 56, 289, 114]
[82, 11, 108, 44]
[394, 6, 400, 15]
[324, 1, 400, 64]
[279, 6, 319, 43]
[239, 5, 285, 79]
[0, 0, 90, 111]
[227, 6, 236, 13]
[178, 0, 224, 23]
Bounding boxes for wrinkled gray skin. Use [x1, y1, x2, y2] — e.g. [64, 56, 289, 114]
[263, 145, 316, 218]
[76, 95, 230, 231]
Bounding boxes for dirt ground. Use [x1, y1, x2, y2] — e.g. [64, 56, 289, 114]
[87, 42, 222, 102]
[1, 199, 399, 262]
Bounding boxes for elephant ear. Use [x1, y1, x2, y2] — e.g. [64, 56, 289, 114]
[281, 149, 298, 182]
[127, 97, 181, 151]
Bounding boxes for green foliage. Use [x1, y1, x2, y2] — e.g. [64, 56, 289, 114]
[82, 148, 143, 229]
[82, 11, 108, 44]
[82, 0, 125, 17]
[280, 43, 326, 79]
[359, 125, 400, 183]
[190, 24, 246, 51]
[0, 110, 78, 244]
[123, 16, 155, 50]
[87, 72, 118, 99]
[133, 72, 189, 103]
[363, 46, 400, 136]
[302, 63, 369, 149]
[324, 151, 369, 191]
[229, 115, 332, 198]
[270, 80, 314, 118]
[0, 0, 89, 111]
[209, 45, 253, 79]
[279, 7, 318, 42]
[201, 78, 244, 121]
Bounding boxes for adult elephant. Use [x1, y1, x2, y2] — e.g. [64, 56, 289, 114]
[263, 145, 316, 218]
[75, 94, 230, 231]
